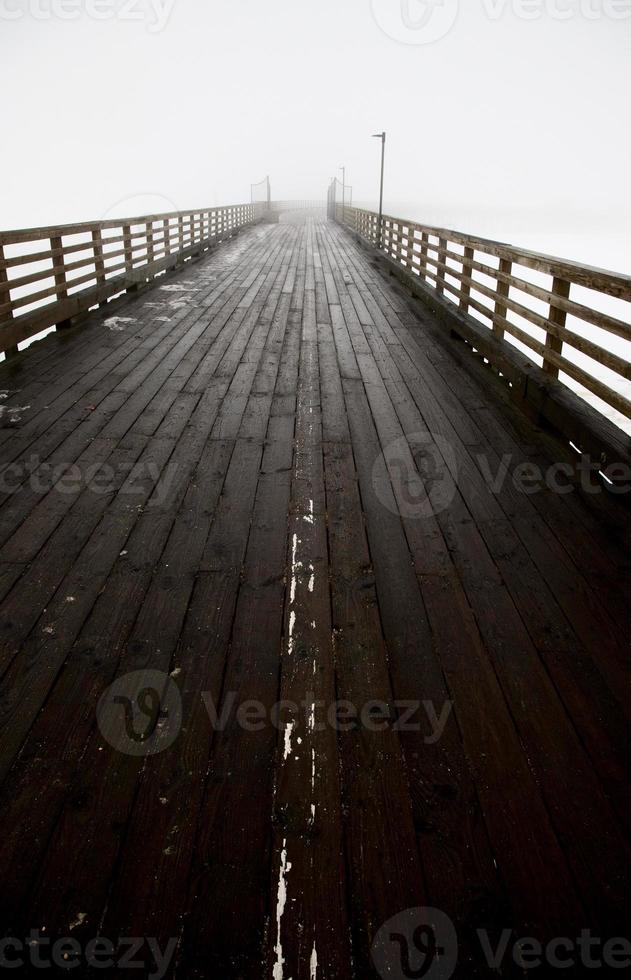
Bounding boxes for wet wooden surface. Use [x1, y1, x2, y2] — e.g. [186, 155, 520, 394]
[0, 218, 629, 978]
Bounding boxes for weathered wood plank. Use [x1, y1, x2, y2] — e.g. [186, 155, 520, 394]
[0, 219, 630, 977]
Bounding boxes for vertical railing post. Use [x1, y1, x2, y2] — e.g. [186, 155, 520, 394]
[0, 243, 18, 358]
[459, 245, 474, 312]
[123, 224, 139, 293]
[404, 226, 414, 272]
[92, 227, 106, 308]
[393, 222, 402, 265]
[123, 224, 132, 274]
[408, 228, 419, 275]
[544, 276, 571, 377]
[123, 225, 136, 291]
[146, 220, 154, 267]
[419, 232, 429, 282]
[51, 234, 72, 329]
[92, 228, 105, 284]
[163, 218, 170, 257]
[177, 215, 184, 265]
[436, 237, 447, 295]
[493, 257, 512, 339]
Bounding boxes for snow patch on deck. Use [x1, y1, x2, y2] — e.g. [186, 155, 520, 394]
[104, 316, 137, 332]
[272, 839, 292, 980]
[0, 399, 31, 425]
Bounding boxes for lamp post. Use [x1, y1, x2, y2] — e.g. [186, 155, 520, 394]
[339, 165, 346, 223]
[372, 131, 386, 248]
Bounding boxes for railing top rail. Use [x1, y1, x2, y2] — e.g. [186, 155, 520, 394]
[346, 205, 631, 300]
[336, 202, 631, 457]
[0, 203, 255, 246]
[0, 200, 260, 357]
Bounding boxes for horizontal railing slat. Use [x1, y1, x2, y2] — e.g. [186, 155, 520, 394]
[377, 213, 631, 300]
[336, 204, 631, 429]
[0, 204, 254, 245]
[0, 203, 259, 355]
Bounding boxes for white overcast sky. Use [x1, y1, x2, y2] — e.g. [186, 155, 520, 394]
[1, 0, 629, 265]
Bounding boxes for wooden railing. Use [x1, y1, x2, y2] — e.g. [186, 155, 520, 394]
[0, 203, 260, 357]
[336, 205, 631, 432]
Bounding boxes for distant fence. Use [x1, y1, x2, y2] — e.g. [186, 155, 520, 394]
[335, 204, 631, 436]
[0, 203, 261, 357]
[327, 179, 352, 218]
[270, 201, 326, 212]
[251, 176, 271, 205]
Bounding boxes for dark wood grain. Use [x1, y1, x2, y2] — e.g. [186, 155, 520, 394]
[0, 218, 629, 979]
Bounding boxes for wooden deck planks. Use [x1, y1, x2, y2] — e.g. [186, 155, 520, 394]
[0, 218, 629, 978]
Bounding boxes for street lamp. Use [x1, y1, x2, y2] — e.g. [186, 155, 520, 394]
[339, 166, 346, 223]
[372, 132, 386, 248]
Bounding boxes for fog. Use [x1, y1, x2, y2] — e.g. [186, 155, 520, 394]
[1, 0, 629, 272]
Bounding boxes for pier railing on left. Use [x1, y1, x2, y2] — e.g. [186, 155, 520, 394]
[0, 202, 263, 358]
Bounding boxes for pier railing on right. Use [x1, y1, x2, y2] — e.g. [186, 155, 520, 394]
[335, 204, 631, 467]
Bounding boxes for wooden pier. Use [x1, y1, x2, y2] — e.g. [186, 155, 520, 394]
[0, 208, 630, 978]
